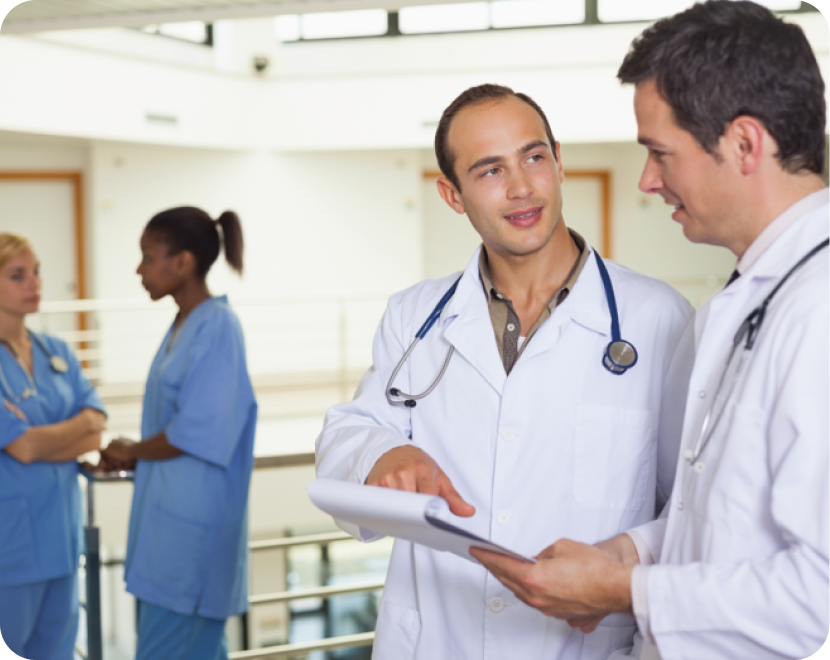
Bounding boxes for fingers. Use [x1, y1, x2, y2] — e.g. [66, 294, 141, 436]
[4, 400, 26, 421]
[437, 472, 475, 517]
[566, 614, 606, 633]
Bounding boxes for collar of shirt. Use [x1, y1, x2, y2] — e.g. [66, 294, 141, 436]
[477, 229, 590, 373]
[479, 229, 589, 307]
[735, 188, 829, 276]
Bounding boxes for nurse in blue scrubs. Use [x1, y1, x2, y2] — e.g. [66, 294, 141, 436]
[0, 233, 106, 660]
[99, 207, 256, 660]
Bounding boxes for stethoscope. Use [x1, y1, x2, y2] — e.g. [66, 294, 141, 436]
[387, 250, 638, 407]
[684, 238, 829, 472]
[0, 331, 69, 403]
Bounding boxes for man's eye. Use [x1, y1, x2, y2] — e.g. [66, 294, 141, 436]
[527, 154, 543, 163]
[482, 168, 499, 177]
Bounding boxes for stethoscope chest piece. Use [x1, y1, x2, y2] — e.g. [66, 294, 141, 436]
[50, 356, 69, 373]
[603, 340, 638, 375]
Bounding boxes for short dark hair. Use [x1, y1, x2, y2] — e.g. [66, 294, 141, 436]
[435, 84, 557, 190]
[618, 0, 825, 175]
[145, 206, 244, 278]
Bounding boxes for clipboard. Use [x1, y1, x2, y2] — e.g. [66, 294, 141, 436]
[308, 478, 535, 564]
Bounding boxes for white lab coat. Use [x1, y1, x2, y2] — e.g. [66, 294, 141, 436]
[629, 203, 829, 659]
[316, 244, 693, 660]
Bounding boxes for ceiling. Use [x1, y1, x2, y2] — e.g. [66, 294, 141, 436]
[2, 0, 470, 33]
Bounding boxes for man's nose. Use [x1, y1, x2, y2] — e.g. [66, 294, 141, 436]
[638, 158, 663, 194]
[507, 168, 532, 199]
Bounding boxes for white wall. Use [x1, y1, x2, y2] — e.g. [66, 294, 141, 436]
[89, 142, 422, 300]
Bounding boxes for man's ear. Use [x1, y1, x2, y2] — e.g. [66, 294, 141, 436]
[725, 116, 766, 176]
[554, 141, 564, 184]
[436, 177, 466, 215]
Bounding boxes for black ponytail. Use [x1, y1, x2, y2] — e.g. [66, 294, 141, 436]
[215, 211, 244, 275]
[144, 206, 244, 278]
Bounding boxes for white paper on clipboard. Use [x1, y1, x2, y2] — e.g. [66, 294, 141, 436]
[307, 478, 536, 564]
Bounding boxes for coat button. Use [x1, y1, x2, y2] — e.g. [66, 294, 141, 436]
[676, 500, 684, 511]
[489, 597, 505, 612]
[501, 428, 517, 442]
[496, 512, 511, 525]
[698, 390, 706, 399]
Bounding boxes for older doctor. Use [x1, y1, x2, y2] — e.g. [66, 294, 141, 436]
[472, 3, 829, 659]
[316, 84, 694, 659]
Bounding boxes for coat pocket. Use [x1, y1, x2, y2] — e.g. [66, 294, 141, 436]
[132, 504, 207, 599]
[372, 597, 421, 660]
[574, 405, 655, 510]
[581, 621, 637, 659]
[0, 495, 35, 571]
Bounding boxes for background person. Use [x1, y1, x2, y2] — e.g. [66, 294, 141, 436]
[472, 3, 829, 659]
[99, 207, 257, 660]
[0, 232, 106, 660]
[316, 84, 694, 659]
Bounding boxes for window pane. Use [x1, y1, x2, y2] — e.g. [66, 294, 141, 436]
[491, 0, 584, 28]
[598, 0, 693, 22]
[156, 21, 209, 43]
[752, 0, 802, 9]
[276, 15, 301, 42]
[399, 3, 490, 34]
[300, 9, 388, 39]
[599, 0, 801, 23]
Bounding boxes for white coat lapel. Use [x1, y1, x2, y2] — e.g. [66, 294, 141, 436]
[440, 247, 507, 395]
[519, 247, 611, 364]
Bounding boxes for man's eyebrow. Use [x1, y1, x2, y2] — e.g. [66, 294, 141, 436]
[637, 136, 666, 149]
[520, 140, 549, 154]
[467, 141, 550, 174]
[468, 155, 502, 174]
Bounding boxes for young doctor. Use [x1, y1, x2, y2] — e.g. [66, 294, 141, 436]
[472, 3, 829, 659]
[316, 85, 695, 659]
[0, 233, 106, 660]
[99, 207, 257, 660]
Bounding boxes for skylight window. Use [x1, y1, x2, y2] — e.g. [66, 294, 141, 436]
[399, 3, 490, 34]
[276, 10, 388, 41]
[491, 0, 584, 28]
[141, 21, 210, 44]
[598, 0, 694, 23]
[598, 0, 802, 23]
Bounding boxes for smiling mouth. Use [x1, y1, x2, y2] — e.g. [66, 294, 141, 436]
[504, 207, 542, 224]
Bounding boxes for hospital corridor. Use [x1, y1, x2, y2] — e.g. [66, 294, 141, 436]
[0, 0, 826, 658]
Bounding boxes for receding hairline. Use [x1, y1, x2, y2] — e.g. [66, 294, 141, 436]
[443, 95, 554, 183]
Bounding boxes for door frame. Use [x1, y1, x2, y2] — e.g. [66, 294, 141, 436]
[0, 171, 88, 333]
[422, 169, 613, 258]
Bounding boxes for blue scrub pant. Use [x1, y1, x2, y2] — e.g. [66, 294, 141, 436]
[136, 600, 228, 660]
[0, 574, 78, 660]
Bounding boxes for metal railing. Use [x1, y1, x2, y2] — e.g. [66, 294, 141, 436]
[80, 453, 382, 660]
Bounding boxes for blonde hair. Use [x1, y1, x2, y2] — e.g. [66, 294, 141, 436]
[0, 233, 33, 270]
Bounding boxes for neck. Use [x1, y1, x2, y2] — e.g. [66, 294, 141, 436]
[729, 173, 825, 258]
[485, 220, 580, 305]
[172, 279, 212, 324]
[0, 312, 27, 345]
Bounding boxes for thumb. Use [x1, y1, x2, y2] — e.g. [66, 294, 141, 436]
[437, 472, 475, 517]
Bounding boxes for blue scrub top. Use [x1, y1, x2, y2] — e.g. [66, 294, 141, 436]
[124, 296, 257, 620]
[0, 332, 105, 587]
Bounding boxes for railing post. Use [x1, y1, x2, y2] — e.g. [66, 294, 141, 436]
[85, 480, 104, 660]
[240, 612, 250, 651]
